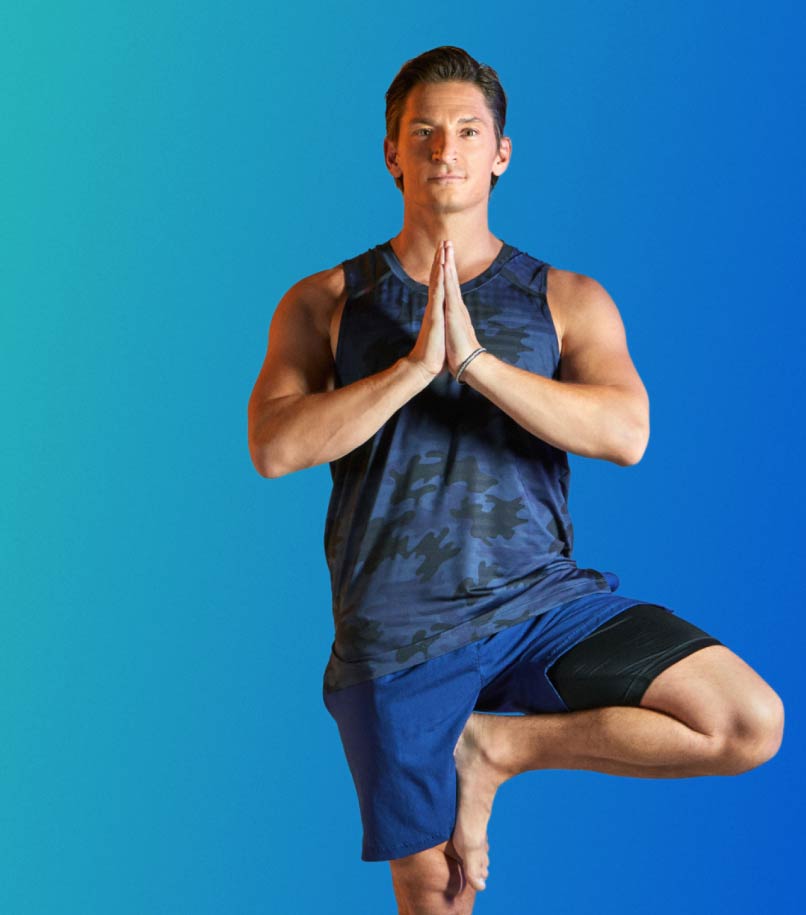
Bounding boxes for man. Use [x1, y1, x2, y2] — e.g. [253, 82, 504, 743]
[248, 46, 784, 915]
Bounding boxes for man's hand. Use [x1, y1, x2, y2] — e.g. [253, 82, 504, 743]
[407, 241, 448, 380]
[442, 240, 484, 376]
[407, 240, 483, 382]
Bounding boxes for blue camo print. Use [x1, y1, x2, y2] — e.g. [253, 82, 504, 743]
[322, 240, 614, 692]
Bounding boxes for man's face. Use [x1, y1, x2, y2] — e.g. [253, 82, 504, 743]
[384, 80, 511, 213]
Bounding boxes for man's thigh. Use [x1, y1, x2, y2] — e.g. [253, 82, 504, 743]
[546, 603, 784, 756]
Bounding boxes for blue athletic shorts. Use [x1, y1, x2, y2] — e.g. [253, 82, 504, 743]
[322, 589, 722, 862]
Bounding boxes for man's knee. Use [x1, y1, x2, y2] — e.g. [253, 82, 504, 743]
[640, 644, 785, 773]
[720, 685, 785, 774]
[389, 841, 476, 915]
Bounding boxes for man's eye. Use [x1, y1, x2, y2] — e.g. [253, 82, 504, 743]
[414, 128, 431, 136]
[463, 128, 479, 136]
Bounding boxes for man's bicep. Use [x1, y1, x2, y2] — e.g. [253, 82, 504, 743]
[248, 282, 335, 415]
[557, 275, 647, 397]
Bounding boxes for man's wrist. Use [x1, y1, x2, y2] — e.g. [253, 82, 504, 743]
[455, 347, 492, 385]
[401, 355, 439, 387]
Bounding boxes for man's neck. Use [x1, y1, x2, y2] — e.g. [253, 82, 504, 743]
[390, 208, 502, 286]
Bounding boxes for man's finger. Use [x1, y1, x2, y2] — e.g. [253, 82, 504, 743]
[431, 247, 439, 282]
[430, 242, 442, 285]
[444, 241, 460, 299]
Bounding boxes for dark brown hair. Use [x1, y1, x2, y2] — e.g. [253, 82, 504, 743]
[384, 46, 508, 193]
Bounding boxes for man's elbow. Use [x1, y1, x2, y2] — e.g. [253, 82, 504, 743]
[252, 457, 286, 478]
[614, 420, 650, 467]
[248, 436, 293, 479]
[617, 439, 648, 467]
[248, 406, 295, 478]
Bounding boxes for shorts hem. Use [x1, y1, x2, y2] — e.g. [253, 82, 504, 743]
[361, 828, 454, 862]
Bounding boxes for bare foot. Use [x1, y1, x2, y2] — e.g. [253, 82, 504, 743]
[451, 713, 510, 892]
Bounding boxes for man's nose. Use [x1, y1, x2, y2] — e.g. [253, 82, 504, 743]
[431, 133, 457, 162]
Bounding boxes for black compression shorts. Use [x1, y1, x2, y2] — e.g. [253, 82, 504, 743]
[547, 602, 723, 710]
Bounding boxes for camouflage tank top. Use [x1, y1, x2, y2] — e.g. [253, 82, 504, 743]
[322, 238, 616, 692]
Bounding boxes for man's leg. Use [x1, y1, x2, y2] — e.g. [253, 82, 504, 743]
[450, 643, 785, 892]
[389, 839, 476, 915]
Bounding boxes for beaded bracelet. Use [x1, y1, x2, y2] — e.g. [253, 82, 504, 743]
[455, 347, 488, 384]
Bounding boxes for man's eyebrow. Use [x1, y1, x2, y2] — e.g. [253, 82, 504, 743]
[408, 116, 485, 126]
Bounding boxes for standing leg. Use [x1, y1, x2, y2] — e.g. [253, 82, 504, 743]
[389, 839, 477, 915]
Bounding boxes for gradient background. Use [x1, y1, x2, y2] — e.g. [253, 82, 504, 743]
[3, 1, 804, 913]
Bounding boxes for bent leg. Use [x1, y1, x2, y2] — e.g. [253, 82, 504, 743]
[450, 606, 785, 892]
[511, 643, 784, 777]
[486, 604, 785, 779]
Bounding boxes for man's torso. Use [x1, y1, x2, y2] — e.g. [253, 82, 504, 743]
[318, 239, 614, 692]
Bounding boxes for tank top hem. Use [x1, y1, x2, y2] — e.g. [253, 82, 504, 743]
[323, 574, 618, 693]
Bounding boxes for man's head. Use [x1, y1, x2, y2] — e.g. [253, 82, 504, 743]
[384, 46, 510, 199]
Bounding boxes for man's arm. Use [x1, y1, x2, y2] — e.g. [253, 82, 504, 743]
[460, 270, 650, 466]
[247, 269, 432, 479]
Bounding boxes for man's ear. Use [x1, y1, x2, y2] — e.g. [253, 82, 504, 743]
[384, 136, 403, 179]
[492, 136, 512, 177]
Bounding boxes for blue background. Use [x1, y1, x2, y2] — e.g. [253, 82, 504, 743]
[3, 1, 804, 912]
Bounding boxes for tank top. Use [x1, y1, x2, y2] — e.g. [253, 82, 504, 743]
[322, 238, 616, 693]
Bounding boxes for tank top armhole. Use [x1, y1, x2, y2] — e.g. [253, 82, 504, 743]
[500, 255, 559, 363]
[332, 266, 349, 380]
[533, 259, 551, 295]
[538, 264, 563, 365]
[340, 256, 361, 300]
[335, 250, 378, 379]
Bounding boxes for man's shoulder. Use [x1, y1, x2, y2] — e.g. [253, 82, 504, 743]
[282, 240, 390, 335]
[546, 266, 615, 314]
[292, 262, 347, 303]
[545, 265, 627, 357]
[288, 239, 386, 307]
[283, 262, 348, 325]
[546, 265, 601, 294]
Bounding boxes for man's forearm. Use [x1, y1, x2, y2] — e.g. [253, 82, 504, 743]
[249, 358, 433, 478]
[461, 352, 649, 465]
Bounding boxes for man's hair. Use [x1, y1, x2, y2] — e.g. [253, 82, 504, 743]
[384, 46, 508, 193]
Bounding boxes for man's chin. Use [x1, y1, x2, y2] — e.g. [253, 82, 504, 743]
[415, 190, 488, 213]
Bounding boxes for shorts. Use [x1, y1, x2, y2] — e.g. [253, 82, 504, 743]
[322, 590, 723, 862]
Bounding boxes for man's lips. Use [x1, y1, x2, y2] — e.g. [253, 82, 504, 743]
[429, 175, 465, 181]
